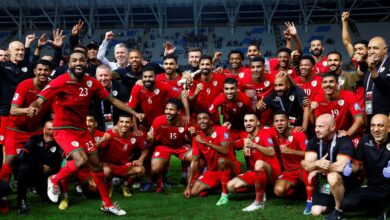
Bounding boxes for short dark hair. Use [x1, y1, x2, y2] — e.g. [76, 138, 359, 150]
[327, 50, 342, 61]
[228, 50, 244, 60]
[73, 44, 88, 52]
[34, 59, 52, 70]
[273, 110, 289, 119]
[200, 55, 213, 63]
[250, 56, 265, 65]
[142, 66, 156, 75]
[188, 47, 202, 54]
[353, 40, 368, 48]
[223, 77, 238, 86]
[321, 71, 338, 81]
[166, 98, 183, 111]
[196, 109, 212, 117]
[247, 43, 260, 50]
[163, 54, 177, 63]
[300, 55, 316, 65]
[277, 47, 292, 55]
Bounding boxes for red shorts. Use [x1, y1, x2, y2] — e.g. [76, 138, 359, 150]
[4, 128, 42, 156]
[151, 145, 192, 161]
[0, 116, 8, 145]
[196, 160, 241, 189]
[236, 164, 281, 187]
[76, 167, 91, 184]
[277, 169, 302, 186]
[104, 162, 133, 177]
[53, 129, 96, 157]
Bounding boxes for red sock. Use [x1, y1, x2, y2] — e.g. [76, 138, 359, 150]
[155, 175, 163, 189]
[219, 169, 231, 194]
[255, 170, 267, 203]
[52, 160, 77, 185]
[0, 163, 12, 182]
[60, 177, 70, 193]
[301, 170, 313, 202]
[91, 171, 112, 207]
[198, 191, 208, 197]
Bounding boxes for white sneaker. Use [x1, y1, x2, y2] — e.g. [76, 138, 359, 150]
[47, 175, 60, 203]
[101, 202, 126, 216]
[242, 201, 265, 212]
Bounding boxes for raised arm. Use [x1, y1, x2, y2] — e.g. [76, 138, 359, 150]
[341, 11, 354, 57]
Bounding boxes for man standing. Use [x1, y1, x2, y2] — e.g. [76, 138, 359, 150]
[29, 51, 144, 215]
[293, 55, 322, 100]
[309, 39, 329, 75]
[302, 114, 357, 220]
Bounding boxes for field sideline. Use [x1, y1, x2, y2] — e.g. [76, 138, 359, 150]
[2, 151, 367, 220]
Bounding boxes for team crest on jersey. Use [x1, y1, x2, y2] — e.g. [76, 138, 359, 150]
[311, 80, 317, 87]
[178, 127, 185, 133]
[95, 136, 101, 142]
[209, 104, 214, 111]
[71, 141, 80, 147]
[154, 152, 160, 157]
[86, 80, 93, 88]
[255, 136, 260, 143]
[16, 148, 21, 154]
[379, 67, 385, 73]
[237, 102, 243, 107]
[154, 89, 160, 95]
[339, 78, 345, 85]
[213, 81, 218, 86]
[21, 67, 28, 72]
[264, 81, 270, 87]
[131, 138, 136, 144]
[50, 147, 57, 153]
[211, 131, 217, 138]
[338, 100, 345, 106]
[322, 61, 327, 66]
[288, 136, 294, 142]
[386, 143, 390, 151]
[287, 69, 292, 74]
[289, 95, 295, 101]
[12, 93, 19, 101]
[239, 72, 245, 78]
[112, 90, 118, 96]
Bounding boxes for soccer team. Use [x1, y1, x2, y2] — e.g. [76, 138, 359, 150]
[0, 12, 389, 220]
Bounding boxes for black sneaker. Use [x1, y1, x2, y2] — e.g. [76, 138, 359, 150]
[18, 199, 30, 215]
[324, 209, 346, 220]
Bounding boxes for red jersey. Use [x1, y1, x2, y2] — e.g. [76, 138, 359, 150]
[156, 73, 182, 91]
[189, 73, 225, 114]
[192, 125, 236, 171]
[91, 129, 105, 144]
[100, 129, 147, 165]
[8, 79, 50, 132]
[314, 56, 329, 75]
[38, 73, 109, 130]
[312, 90, 363, 131]
[128, 81, 181, 129]
[221, 67, 251, 81]
[149, 115, 190, 148]
[270, 68, 297, 78]
[235, 128, 280, 171]
[293, 75, 323, 100]
[208, 91, 253, 131]
[268, 57, 297, 78]
[267, 127, 307, 171]
[238, 72, 275, 99]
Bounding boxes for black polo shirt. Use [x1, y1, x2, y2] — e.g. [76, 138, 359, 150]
[264, 85, 306, 126]
[355, 134, 390, 189]
[306, 135, 355, 162]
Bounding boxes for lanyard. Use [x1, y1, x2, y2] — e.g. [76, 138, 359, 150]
[276, 96, 286, 112]
[101, 85, 114, 114]
[366, 56, 388, 92]
[319, 134, 337, 162]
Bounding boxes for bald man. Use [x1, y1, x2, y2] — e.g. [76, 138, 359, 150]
[302, 114, 358, 219]
[257, 75, 310, 131]
[364, 36, 390, 123]
[341, 114, 390, 219]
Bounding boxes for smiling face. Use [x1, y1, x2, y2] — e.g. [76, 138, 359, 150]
[163, 58, 178, 75]
[199, 58, 213, 75]
[370, 114, 389, 144]
[8, 41, 25, 63]
[315, 114, 335, 140]
[327, 53, 341, 73]
[117, 116, 132, 134]
[310, 40, 324, 57]
[95, 67, 112, 88]
[250, 61, 264, 79]
[274, 76, 290, 97]
[164, 103, 178, 122]
[224, 83, 238, 100]
[229, 53, 243, 70]
[247, 45, 260, 60]
[321, 75, 337, 96]
[68, 52, 87, 79]
[34, 63, 51, 85]
[368, 37, 388, 62]
[188, 51, 201, 68]
[299, 59, 313, 77]
[244, 114, 259, 133]
[277, 51, 290, 68]
[197, 112, 213, 131]
[142, 70, 155, 89]
[115, 46, 128, 66]
[43, 121, 54, 142]
[129, 51, 143, 70]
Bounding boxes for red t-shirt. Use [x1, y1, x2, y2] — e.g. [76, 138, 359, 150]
[189, 73, 225, 114]
[149, 115, 190, 148]
[208, 91, 253, 131]
[314, 56, 329, 75]
[268, 127, 307, 171]
[312, 90, 363, 131]
[156, 73, 182, 91]
[221, 67, 251, 81]
[293, 75, 323, 100]
[8, 79, 50, 131]
[100, 129, 147, 165]
[38, 73, 109, 130]
[192, 125, 236, 171]
[238, 72, 275, 99]
[128, 81, 181, 129]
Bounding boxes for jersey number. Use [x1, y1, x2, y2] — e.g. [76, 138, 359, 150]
[79, 87, 88, 97]
[330, 109, 339, 117]
[170, 133, 177, 140]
